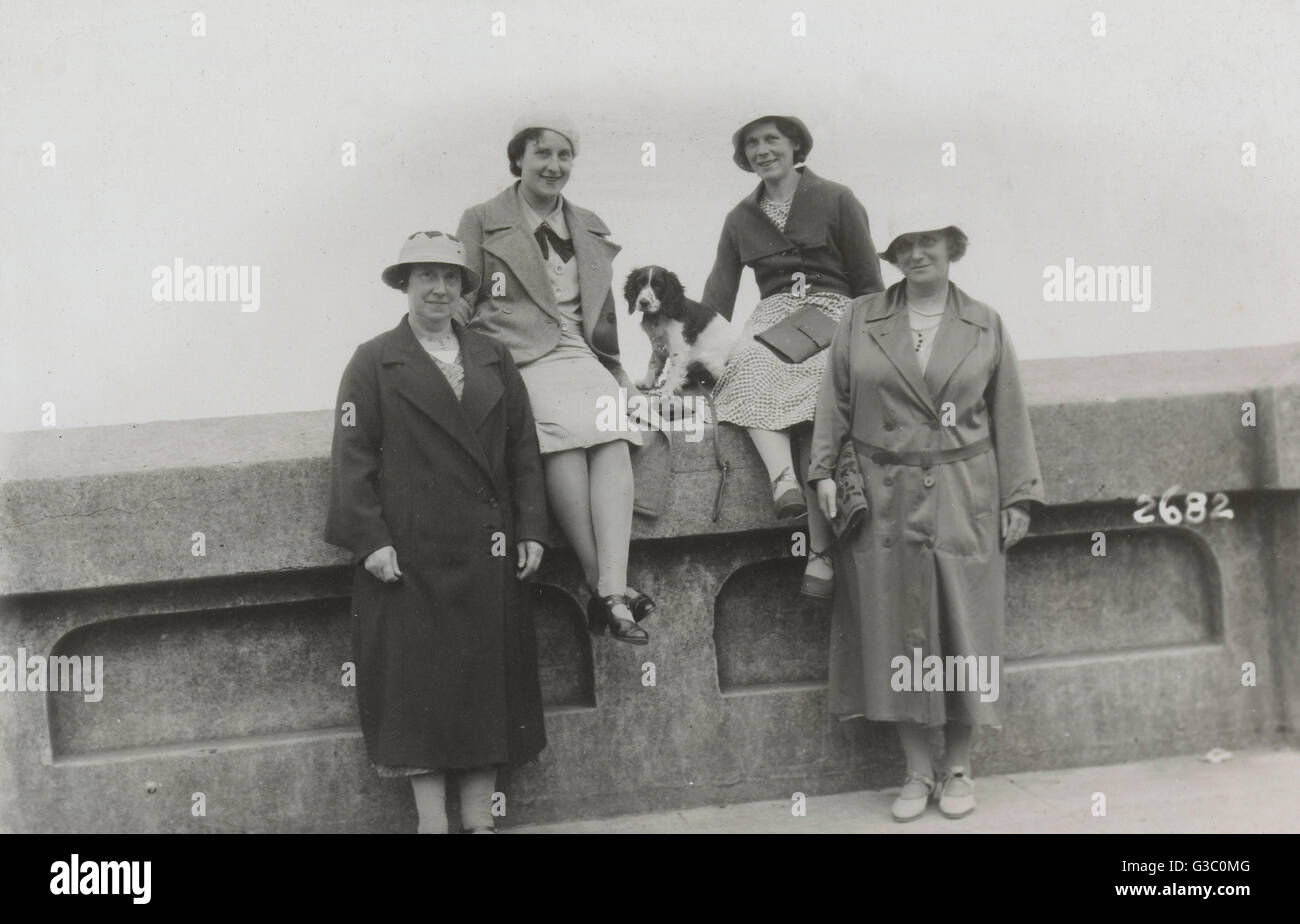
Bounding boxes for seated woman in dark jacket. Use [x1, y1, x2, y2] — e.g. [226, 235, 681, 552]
[703, 115, 884, 598]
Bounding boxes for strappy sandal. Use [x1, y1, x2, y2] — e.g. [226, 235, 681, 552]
[891, 770, 936, 823]
[800, 549, 834, 599]
[771, 466, 807, 520]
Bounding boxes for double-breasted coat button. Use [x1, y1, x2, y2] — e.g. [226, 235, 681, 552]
[923, 475, 935, 488]
[884, 422, 895, 431]
[928, 421, 940, 431]
[882, 537, 893, 549]
[883, 476, 893, 486]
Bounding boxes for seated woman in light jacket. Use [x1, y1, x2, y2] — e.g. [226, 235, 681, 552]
[456, 115, 655, 645]
[702, 114, 884, 599]
[808, 213, 1044, 823]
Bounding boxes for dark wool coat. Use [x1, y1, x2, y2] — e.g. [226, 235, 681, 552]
[700, 167, 884, 320]
[325, 316, 549, 769]
[808, 282, 1045, 726]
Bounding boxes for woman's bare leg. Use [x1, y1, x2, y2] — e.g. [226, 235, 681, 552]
[945, 720, 974, 773]
[897, 722, 935, 780]
[543, 449, 599, 591]
[747, 427, 798, 494]
[457, 766, 499, 832]
[587, 439, 634, 602]
[410, 772, 448, 834]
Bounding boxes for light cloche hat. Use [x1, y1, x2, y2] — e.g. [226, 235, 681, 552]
[511, 114, 579, 155]
[381, 231, 481, 292]
[878, 209, 964, 259]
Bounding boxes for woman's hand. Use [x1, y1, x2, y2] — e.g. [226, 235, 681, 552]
[364, 545, 402, 583]
[815, 478, 838, 521]
[516, 540, 544, 579]
[1001, 505, 1030, 551]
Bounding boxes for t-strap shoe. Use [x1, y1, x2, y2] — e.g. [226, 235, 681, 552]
[771, 466, 808, 520]
[587, 594, 649, 646]
[938, 768, 976, 819]
[891, 770, 936, 823]
[625, 587, 657, 623]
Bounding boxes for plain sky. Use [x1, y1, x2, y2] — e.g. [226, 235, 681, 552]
[2, 0, 1297, 432]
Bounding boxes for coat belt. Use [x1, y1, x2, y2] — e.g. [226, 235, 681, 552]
[853, 436, 993, 467]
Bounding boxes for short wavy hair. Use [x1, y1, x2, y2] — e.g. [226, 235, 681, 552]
[879, 226, 969, 265]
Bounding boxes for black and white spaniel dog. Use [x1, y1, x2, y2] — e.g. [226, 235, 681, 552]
[623, 266, 732, 395]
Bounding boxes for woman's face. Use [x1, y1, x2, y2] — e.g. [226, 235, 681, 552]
[516, 129, 574, 202]
[893, 231, 951, 286]
[406, 263, 463, 327]
[744, 122, 799, 182]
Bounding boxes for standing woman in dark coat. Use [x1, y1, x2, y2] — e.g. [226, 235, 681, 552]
[325, 231, 549, 834]
[702, 115, 884, 599]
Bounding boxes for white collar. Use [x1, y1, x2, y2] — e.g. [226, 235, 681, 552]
[517, 186, 568, 236]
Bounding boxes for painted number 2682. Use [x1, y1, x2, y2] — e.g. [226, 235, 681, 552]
[1133, 486, 1233, 525]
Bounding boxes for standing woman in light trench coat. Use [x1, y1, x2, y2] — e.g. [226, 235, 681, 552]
[808, 213, 1045, 822]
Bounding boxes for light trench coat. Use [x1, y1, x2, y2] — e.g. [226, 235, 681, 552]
[808, 280, 1045, 726]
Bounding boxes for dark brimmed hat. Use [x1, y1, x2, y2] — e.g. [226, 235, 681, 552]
[381, 231, 481, 292]
[731, 115, 814, 172]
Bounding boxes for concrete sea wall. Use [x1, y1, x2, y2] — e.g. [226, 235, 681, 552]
[1, 344, 1297, 832]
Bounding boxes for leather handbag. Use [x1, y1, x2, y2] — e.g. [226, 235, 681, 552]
[831, 439, 869, 540]
[755, 304, 840, 364]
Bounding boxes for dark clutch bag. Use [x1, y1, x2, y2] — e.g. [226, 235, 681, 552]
[755, 304, 840, 363]
[831, 440, 869, 540]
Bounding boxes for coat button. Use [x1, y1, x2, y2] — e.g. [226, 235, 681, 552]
[882, 537, 893, 549]
[883, 476, 893, 486]
[605, 312, 615, 322]
[923, 475, 935, 488]
[884, 422, 895, 431]
[928, 421, 940, 431]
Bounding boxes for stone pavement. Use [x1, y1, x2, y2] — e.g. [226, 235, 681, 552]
[511, 747, 1300, 833]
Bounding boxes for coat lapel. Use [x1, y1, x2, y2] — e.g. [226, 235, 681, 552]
[380, 317, 494, 481]
[922, 283, 988, 404]
[867, 283, 940, 418]
[479, 185, 562, 322]
[455, 323, 504, 439]
[567, 203, 619, 342]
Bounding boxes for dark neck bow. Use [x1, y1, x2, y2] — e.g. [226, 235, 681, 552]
[534, 222, 574, 263]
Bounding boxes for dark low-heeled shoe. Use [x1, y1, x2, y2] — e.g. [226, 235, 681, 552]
[771, 466, 808, 520]
[625, 587, 657, 623]
[587, 594, 649, 645]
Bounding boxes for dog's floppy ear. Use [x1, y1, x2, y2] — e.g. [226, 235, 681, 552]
[623, 267, 644, 314]
[663, 269, 686, 309]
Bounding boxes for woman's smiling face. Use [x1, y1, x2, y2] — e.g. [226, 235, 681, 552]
[516, 129, 574, 202]
[744, 122, 799, 182]
[892, 231, 951, 285]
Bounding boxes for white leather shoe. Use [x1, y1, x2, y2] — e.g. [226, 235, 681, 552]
[891, 770, 936, 823]
[938, 769, 976, 819]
